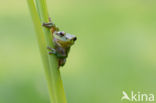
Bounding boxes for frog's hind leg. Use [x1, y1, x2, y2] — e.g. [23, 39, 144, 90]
[42, 22, 55, 29]
[42, 17, 59, 32]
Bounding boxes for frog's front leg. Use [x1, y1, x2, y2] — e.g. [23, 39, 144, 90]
[47, 46, 56, 55]
[47, 47, 66, 69]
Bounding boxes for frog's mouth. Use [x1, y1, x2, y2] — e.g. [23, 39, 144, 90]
[57, 39, 75, 47]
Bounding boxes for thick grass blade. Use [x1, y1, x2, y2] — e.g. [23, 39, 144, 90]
[27, 0, 67, 103]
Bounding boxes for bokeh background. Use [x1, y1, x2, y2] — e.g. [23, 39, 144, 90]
[1, 0, 156, 103]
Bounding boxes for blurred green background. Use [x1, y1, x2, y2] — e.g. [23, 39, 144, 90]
[1, 0, 156, 103]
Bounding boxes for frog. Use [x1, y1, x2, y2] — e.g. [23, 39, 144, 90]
[42, 18, 77, 68]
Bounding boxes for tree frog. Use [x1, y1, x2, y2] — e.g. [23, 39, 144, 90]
[42, 19, 77, 68]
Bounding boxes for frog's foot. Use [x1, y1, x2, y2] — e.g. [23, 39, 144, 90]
[42, 22, 55, 29]
[47, 46, 56, 55]
[59, 59, 66, 67]
[57, 59, 66, 69]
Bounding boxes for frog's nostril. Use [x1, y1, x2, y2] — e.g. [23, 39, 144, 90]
[73, 37, 77, 41]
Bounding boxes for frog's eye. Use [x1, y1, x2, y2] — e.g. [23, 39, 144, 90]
[59, 32, 65, 36]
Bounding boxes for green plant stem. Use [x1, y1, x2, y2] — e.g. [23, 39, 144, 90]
[27, 0, 54, 102]
[27, 0, 67, 103]
[35, 0, 67, 103]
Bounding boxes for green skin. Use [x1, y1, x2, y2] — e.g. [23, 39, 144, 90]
[42, 21, 77, 68]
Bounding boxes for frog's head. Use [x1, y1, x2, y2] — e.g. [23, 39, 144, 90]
[54, 31, 77, 47]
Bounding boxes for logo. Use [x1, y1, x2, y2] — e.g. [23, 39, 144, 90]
[121, 91, 155, 102]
